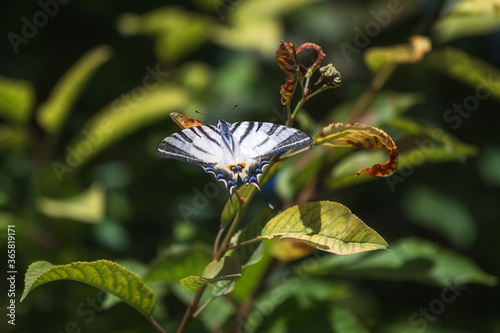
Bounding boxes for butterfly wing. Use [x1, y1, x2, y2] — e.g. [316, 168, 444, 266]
[157, 125, 222, 166]
[230, 121, 313, 188]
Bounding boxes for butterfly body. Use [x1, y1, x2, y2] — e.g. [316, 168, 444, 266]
[157, 119, 312, 197]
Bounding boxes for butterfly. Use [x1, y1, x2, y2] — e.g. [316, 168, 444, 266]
[157, 118, 313, 203]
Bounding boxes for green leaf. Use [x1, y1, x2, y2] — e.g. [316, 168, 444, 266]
[36, 183, 105, 223]
[36, 45, 113, 133]
[229, 209, 273, 267]
[433, 0, 500, 44]
[402, 185, 476, 249]
[21, 260, 156, 318]
[422, 47, 500, 102]
[0, 74, 35, 123]
[0, 124, 28, 152]
[63, 84, 188, 168]
[259, 201, 389, 255]
[36, 182, 105, 223]
[144, 243, 212, 283]
[180, 256, 242, 292]
[296, 237, 498, 287]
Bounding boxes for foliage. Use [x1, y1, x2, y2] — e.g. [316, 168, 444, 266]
[1, 1, 499, 332]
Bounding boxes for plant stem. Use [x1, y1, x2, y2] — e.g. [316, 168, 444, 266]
[176, 285, 207, 333]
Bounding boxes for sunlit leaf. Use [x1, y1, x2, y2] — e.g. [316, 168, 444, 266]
[433, 0, 500, 44]
[36, 183, 105, 223]
[365, 35, 431, 72]
[63, 84, 188, 167]
[145, 243, 212, 283]
[37, 45, 113, 133]
[422, 47, 500, 102]
[259, 201, 389, 255]
[315, 122, 398, 177]
[276, 41, 299, 105]
[180, 256, 242, 292]
[0, 74, 35, 123]
[170, 112, 204, 129]
[21, 260, 156, 318]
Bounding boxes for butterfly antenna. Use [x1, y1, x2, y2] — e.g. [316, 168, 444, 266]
[222, 104, 238, 119]
[195, 110, 219, 121]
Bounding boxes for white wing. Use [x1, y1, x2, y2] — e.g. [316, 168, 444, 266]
[231, 122, 313, 159]
[157, 125, 222, 166]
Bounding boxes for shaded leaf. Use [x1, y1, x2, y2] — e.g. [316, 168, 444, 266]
[21, 260, 156, 318]
[170, 112, 204, 129]
[296, 237, 497, 287]
[145, 243, 212, 283]
[315, 122, 398, 177]
[0, 124, 28, 152]
[259, 201, 389, 255]
[402, 185, 476, 249]
[64, 84, 188, 167]
[276, 41, 299, 105]
[269, 238, 315, 262]
[229, 209, 273, 267]
[365, 35, 431, 72]
[0, 74, 35, 123]
[422, 47, 500, 102]
[180, 256, 242, 292]
[36, 183, 105, 223]
[37, 46, 113, 133]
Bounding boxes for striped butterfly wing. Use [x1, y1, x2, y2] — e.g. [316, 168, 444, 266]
[230, 121, 313, 188]
[157, 125, 222, 167]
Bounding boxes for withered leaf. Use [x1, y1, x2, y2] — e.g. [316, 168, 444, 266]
[296, 42, 325, 79]
[315, 123, 398, 177]
[276, 41, 299, 105]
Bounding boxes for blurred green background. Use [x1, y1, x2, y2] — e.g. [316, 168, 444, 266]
[1, 0, 500, 332]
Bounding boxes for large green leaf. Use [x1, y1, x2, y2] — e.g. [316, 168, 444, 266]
[180, 256, 242, 292]
[295, 237, 498, 287]
[259, 201, 389, 255]
[37, 45, 113, 133]
[0, 75, 35, 123]
[63, 84, 188, 168]
[21, 260, 157, 318]
[423, 47, 500, 102]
